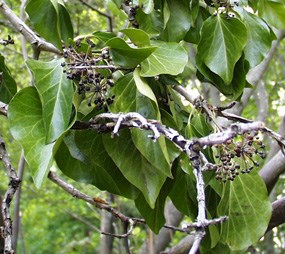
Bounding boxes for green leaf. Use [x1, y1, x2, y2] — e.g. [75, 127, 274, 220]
[134, 177, 174, 233]
[55, 131, 139, 199]
[136, 9, 163, 35]
[103, 129, 167, 208]
[106, 37, 157, 68]
[0, 55, 17, 103]
[169, 165, 197, 219]
[93, 31, 116, 43]
[238, 9, 273, 68]
[26, 0, 73, 49]
[140, 41, 188, 77]
[8, 87, 55, 188]
[121, 28, 150, 47]
[162, 0, 192, 42]
[196, 14, 247, 84]
[196, 54, 248, 100]
[217, 172, 271, 250]
[258, 0, 285, 29]
[139, 0, 154, 14]
[27, 59, 74, 143]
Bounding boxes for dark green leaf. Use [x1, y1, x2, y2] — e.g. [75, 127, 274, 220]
[8, 87, 55, 188]
[135, 176, 174, 233]
[26, 0, 73, 48]
[217, 172, 271, 250]
[140, 41, 188, 76]
[136, 8, 163, 35]
[27, 59, 74, 143]
[238, 9, 273, 68]
[0, 55, 17, 103]
[106, 37, 157, 68]
[103, 129, 166, 208]
[196, 54, 248, 100]
[162, 0, 192, 42]
[55, 131, 139, 199]
[197, 14, 247, 84]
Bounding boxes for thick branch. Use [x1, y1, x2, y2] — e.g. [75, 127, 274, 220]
[0, 0, 61, 54]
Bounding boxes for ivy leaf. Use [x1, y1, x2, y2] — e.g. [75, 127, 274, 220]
[162, 0, 192, 42]
[140, 41, 188, 77]
[55, 131, 139, 199]
[27, 59, 74, 143]
[238, 9, 273, 68]
[196, 54, 248, 100]
[196, 14, 247, 84]
[139, 0, 154, 14]
[217, 172, 271, 250]
[258, 0, 285, 29]
[103, 129, 166, 208]
[135, 177, 174, 233]
[26, 0, 73, 49]
[111, 73, 173, 176]
[8, 87, 55, 188]
[106, 37, 157, 68]
[0, 55, 17, 103]
[136, 8, 163, 36]
[121, 28, 150, 46]
[93, 31, 116, 43]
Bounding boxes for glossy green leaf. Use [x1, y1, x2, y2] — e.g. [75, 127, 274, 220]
[26, 0, 73, 49]
[121, 28, 150, 46]
[238, 9, 273, 68]
[258, 0, 285, 29]
[27, 59, 74, 143]
[140, 41, 188, 77]
[106, 37, 157, 68]
[135, 177, 174, 233]
[217, 172, 271, 250]
[103, 129, 166, 208]
[196, 54, 248, 100]
[0, 55, 17, 103]
[8, 87, 55, 188]
[197, 14, 247, 84]
[111, 72, 173, 174]
[55, 131, 139, 199]
[162, 0, 192, 42]
[136, 9, 162, 35]
[169, 165, 197, 219]
[139, 0, 154, 14]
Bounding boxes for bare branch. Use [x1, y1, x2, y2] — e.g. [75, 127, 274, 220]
[0, 0, 61, 54]
[0, 137, 21, 254]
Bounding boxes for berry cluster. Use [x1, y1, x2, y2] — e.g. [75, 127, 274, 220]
[214, 132, 266, 182]
[62, 40, 115, 111]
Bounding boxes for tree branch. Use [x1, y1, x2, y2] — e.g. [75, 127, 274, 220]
[0, 0, 61, 54]
[0, 137, 21, 254]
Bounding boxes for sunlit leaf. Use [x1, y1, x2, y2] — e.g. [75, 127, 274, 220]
[121, 28, 150, 46]
[8, 87, 55, 188]
[27, 59, 74, 143]
[140, 41, 188, 76]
